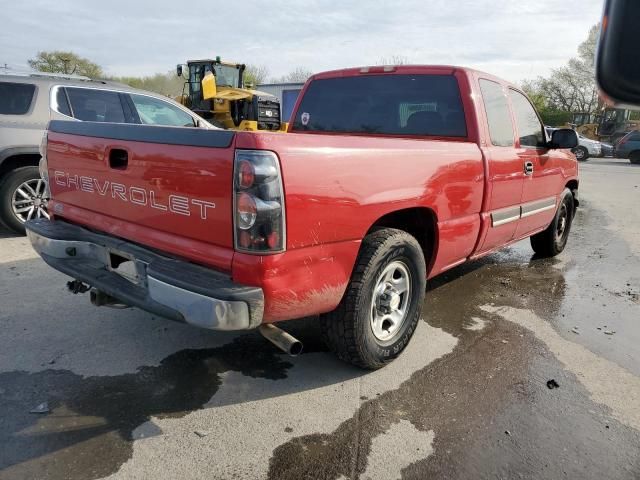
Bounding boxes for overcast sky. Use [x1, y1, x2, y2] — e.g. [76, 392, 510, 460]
[1, 0, 603, 84]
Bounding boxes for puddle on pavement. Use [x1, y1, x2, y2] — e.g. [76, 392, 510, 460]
[267, 204, 640, 480]
[2, 200, 639, 480]
[0, 335, 294, 480]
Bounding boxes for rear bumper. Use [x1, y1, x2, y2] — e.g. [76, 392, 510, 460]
[25, 219, 264, 330]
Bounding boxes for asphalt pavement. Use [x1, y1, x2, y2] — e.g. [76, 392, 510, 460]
[0, 157, 639, 480]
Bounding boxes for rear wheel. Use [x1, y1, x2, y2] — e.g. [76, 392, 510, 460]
[630, 152, 640, 165]
[320, 228, 426, 369]
[572, 146, 589, 162]
[530, 188, 574, 257]
[0, 166, 49, 234]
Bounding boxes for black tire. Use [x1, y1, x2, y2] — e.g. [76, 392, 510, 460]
[630, 152, 640, 165]
[530, 188, 574, 257]
[572, 146, 589, 162]
[0, 166, 46, 234]
[320, 228, 427, 369]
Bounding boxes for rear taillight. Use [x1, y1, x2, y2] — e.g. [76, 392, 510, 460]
[233, 150, 285, 253]
[38, 132, 51, 197]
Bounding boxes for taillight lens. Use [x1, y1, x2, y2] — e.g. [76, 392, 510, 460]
[233, 150, 285, 253]
[38, 132, 51, 197]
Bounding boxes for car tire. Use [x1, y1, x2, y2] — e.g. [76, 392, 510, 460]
[530, 188, 574, 258]
[630, 152, 640, 165]
[0, 166, 49, 234]
[320, 228, 426, 370]
[572, 146, 589, 162]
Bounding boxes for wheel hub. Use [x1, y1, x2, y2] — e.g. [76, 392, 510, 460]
[370, 261, 412, 342]
[11, 178, 50, 223]
[376, 289, 401, 314]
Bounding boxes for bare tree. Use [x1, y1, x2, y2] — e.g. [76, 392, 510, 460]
[244, 65, 270, 86]
[376, 55, 409, 65]
[271, 67, 314, 83]
[28, 51, 103, 78]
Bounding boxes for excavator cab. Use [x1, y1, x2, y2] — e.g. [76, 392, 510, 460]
[177, 57, 285, 132]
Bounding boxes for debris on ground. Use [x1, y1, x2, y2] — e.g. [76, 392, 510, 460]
[29, 402, 50, 414]
[505, 430, 511, 436]
[547, 380, 560, 390]
[571, 328, 580, 335]
[604, 330, 616, 335]
[194, 430, 210, 438]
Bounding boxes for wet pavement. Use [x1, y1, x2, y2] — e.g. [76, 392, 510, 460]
[0, 158, 639, 479]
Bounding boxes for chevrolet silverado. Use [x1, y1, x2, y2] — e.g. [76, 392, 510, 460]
[26, 65, 579, 369]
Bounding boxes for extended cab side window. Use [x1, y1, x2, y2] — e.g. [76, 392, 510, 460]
[66, 88, 126, 123]
[128, 94, 196, 127]
[0, 82, 36, 115]
[479, 79, 514, 146]
[291, 74, 467, 137]
[509, 89, 545, 147]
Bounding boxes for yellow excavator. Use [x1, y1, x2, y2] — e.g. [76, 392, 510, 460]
[568, 108, 640, 144]
[176, 57, 286, 132]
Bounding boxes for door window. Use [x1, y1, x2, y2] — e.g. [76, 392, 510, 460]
[509, 89, 545, 147]
[66, 88, 126, 123]
[129, 93, 196, 127]
[479, 79, 514, 146]
[0, 82, 36, 115]
[54, 88, 72, 117]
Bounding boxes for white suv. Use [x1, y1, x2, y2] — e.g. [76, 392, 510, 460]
[0, 73, 214, 233]
[546, 127, 602, 161]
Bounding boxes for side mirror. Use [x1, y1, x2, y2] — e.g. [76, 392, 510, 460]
[176, 64, 183, 77]
[596, 0, 640, 107]
[549, 128, 578, 149]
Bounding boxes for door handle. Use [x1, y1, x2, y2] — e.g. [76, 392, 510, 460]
[524, 161, 534, 175]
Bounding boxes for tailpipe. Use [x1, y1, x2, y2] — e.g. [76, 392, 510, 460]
[258, 324, 303, 356]
[90, 289, 130, 309]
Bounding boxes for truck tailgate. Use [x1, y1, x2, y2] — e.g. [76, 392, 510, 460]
[46, 121, 236, 269]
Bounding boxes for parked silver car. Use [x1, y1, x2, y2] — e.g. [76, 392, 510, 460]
[545, 126, 602, 161]
[0, 72, 215, 233]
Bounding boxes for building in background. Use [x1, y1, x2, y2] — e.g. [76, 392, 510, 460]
[257, 83, 304, 121]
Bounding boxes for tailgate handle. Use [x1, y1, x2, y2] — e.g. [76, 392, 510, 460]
[109, 148, 128, 170]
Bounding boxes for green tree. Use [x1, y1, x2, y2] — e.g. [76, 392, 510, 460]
[523, 25, 600, 116]
[28, 51, 103, 78]
[110, 71, 184, 98]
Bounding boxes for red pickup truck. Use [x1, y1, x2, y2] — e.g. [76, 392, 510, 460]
[26, 65, 578, 369]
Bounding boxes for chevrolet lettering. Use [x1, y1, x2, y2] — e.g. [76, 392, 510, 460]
[53, 171, 216, 219]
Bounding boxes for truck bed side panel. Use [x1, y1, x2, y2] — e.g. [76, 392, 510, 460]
[236, 131, 484, 317]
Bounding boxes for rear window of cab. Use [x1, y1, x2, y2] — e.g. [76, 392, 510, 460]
[291, 74, 466, 137]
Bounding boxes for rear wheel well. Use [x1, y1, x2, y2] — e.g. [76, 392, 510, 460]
[366, 207, 437, 274]
[565, 180, 579, 209]
[0, 154, 41, 181]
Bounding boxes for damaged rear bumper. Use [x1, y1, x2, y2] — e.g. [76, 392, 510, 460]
[25, 218, 264, 330]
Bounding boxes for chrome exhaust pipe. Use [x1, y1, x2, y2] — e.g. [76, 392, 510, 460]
[90, 289, 129, 309]
[258, 324, 303, 356]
